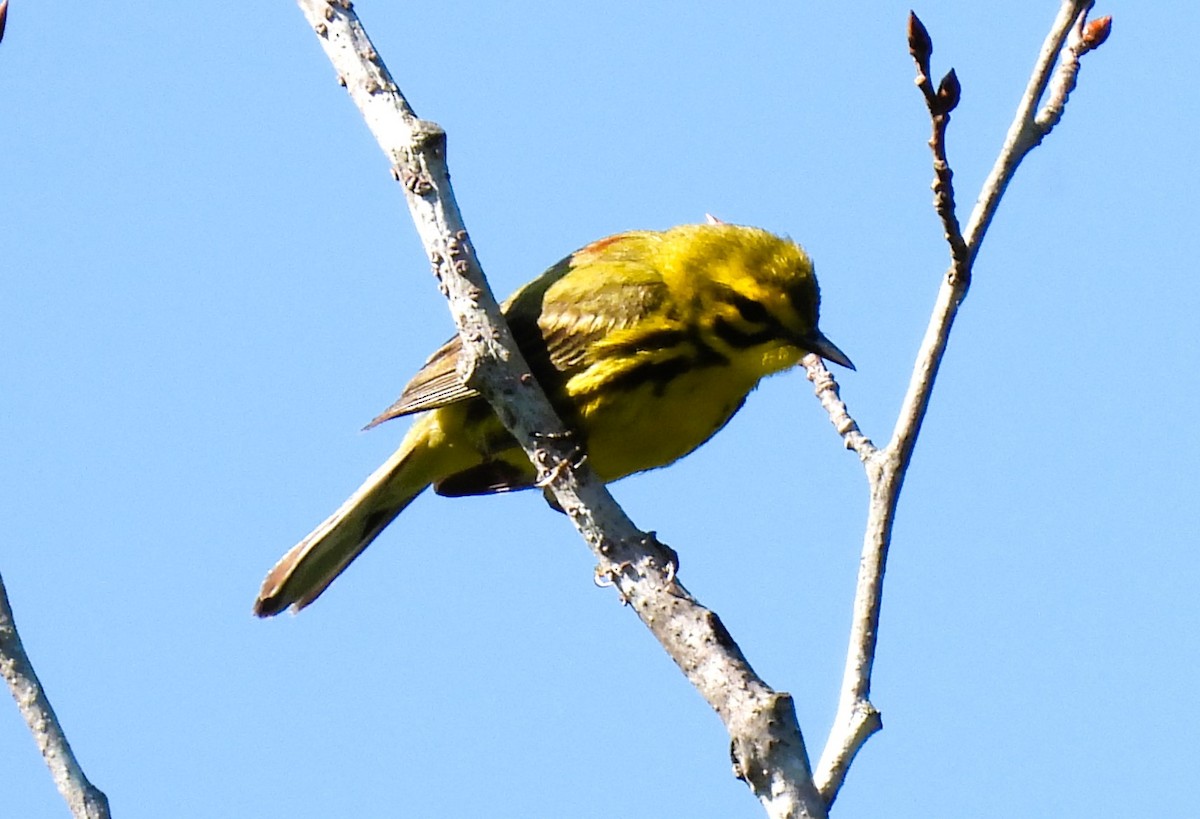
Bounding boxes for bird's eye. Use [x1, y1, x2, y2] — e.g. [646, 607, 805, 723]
[732, 294, 771, 325]
[784, 281, 819, 323]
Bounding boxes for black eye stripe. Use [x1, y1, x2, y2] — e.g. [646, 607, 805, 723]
[731, 294, 771, 324]
[712, 316, 780, 349]
[785, 281, 819, 321]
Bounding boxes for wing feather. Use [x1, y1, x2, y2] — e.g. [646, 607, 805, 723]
[366, 231, 671, 429]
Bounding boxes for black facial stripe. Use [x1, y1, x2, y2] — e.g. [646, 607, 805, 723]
[711, 316, 782, 349]
[730, 293, 771, 324]
[688, 328, 731, 367]
[785, 280, 819, 322]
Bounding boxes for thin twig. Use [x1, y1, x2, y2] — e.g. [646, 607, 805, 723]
[293, 2, 827, 815]
[908, 13, 969, 286]
[812, 2, 1108, 804]
[965, 1, 1102, 258]
[1, 573, 111, 819]
[802, 356, 876, 460]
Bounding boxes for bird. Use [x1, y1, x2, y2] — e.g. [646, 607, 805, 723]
[254, 222, 853, 616]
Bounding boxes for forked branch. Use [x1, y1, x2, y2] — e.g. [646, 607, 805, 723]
[810, 2, 1109, 805]
[294, 2, 825, 816]
[285, 3, 1108, 816]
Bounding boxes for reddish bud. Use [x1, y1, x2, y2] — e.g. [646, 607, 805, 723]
[1081, 15, 1112, 51]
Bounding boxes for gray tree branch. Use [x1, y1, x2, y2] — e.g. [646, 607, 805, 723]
[1, 573, 111, 819]
[812, 1, 1108, 804]
[286, 2, 1109, 814]
[293, 1, 826, 816]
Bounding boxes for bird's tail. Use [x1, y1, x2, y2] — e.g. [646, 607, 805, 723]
[254, 434, 432, 617]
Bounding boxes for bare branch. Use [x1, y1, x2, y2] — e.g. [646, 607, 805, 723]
[1037, 12, 1110, 130]
[966, 0, 1103, 256]
[293, 2, 827, 815]
[814, 445, 894, 803]
[813, 2, 1109, 803]
[908, 13, 970, 286]
[802, 356, 876, 460]
[1, 573, 111, 819]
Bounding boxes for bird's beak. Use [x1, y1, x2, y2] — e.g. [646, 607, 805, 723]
[802, 330, 855, 371]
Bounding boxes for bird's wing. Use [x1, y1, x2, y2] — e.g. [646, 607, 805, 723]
[365, 231, 671, 429]
[363, 338, 468, 428]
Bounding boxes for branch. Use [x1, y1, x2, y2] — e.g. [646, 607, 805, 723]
[293, 2, 826, 815]
[965, 2, 1109, 258]
[1, 573, 111, 819]
[907, 12, 969, 288]
[811, 2, 1109, 804]
[803, 355, 876, 461]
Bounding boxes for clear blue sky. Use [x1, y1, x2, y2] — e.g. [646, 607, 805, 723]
[3, 2, 1196, 817]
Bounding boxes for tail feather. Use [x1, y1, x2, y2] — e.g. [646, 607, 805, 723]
[254, 443, 429, 617]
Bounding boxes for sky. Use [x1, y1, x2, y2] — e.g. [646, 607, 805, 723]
[2, 2, 1197, 817]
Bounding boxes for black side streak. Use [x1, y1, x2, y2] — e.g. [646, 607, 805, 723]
[605, 355, 695, 396]
[602, 327, 732, 397]
[604, 327, 689, 356]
